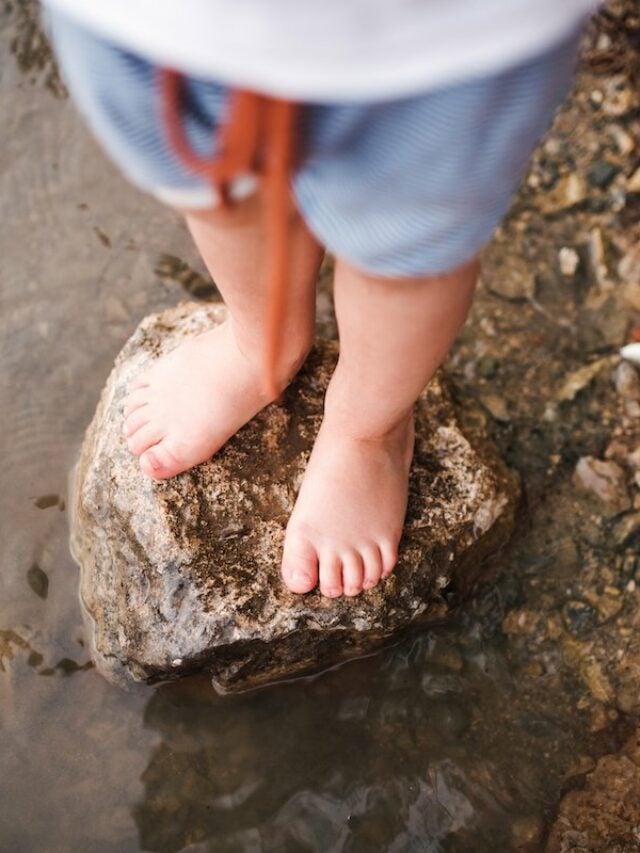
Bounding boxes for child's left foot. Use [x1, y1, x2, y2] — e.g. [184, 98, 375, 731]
[281, 412, 414, 597]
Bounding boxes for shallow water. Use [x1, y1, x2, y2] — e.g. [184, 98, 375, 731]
[0, 5, 626, 852]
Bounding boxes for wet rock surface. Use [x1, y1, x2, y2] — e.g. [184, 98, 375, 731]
[71, 303, 518, 692]
[546, 730, 640, 853]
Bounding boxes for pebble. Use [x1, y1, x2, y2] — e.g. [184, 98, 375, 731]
[558, 247, 580, 277]
[594, 593, 623, 624]
[618, 244, 640, 283]
[587, 160, 620, 189]
[579, 658, 614, 704]
[620, 282, 640, 312]
[610, 124, 635, 156]
[542, 172, 588, 213]
[627, 167, 640, 194]
[614, 513, 640, 548]
[573, 456, 631, 515]
[476, 355, 499, 379]
[502, 608, 540, 637]
[563, 600, 597, 637]
[479, 392, 510, 423]
[588, 227, 610, 288]
[614, 361, 640, 401]
[601, 75, 639, 117]
[488, 267, 536, 301]
[556, 357, 613, 402]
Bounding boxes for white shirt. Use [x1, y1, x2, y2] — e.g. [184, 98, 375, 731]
[45, 0, 598, 101]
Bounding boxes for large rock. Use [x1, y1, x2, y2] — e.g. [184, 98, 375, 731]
[71, 302, 519, 692]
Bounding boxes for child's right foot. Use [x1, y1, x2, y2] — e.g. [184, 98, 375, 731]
[123, 321, 282, 478]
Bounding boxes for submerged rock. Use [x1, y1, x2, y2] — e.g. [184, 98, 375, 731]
[71, 303, 519, 693]
[546, 730, 640, 853]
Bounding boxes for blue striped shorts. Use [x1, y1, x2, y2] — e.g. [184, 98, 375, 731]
[45, 9, 581, 276]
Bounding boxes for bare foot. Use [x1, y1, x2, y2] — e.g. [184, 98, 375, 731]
[123, 322, 277, 478]
[281, 413, 414, 597]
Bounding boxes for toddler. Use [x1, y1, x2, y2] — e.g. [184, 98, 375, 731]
[43, 0, 596, 598]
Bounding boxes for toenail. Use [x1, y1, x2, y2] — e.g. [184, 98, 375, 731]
[323, 588, 341, 598]
[144, 451, 160, 471]
[292, 569, 311, 583]
[363, 579, 376, 589]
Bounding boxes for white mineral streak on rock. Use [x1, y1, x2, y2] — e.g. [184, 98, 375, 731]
[474, 495, 509, 536]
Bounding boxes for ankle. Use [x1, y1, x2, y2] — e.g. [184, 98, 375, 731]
[323, 384, 415, 444]
[228, 318, 313, 398]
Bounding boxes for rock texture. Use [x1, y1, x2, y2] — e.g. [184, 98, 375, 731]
[71, 302, 519, 692]
[546, 730, 640, 853]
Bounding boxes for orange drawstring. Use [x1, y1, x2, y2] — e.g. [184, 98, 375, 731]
[158, 70, 297, 399]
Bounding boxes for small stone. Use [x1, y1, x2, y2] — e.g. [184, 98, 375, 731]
[601, 75, 639, 117]
[614, 513, 640, 548]
[556, 357, 614, 402]
[558, 247, 580, 277]
[487, 259, 536, 301]
[573, 457, 631, 515]
[594, 593, 623, 624]
[476, 355, 499, 379]
[614, 361, 640, 401]
[610, 124, 635, 156]
[588, 227, 610, 289]
[620, 282, 640, 312]
[627, 167, 640, 194]
[562, 600, 597, 637]
[541, 172, 588, 213]
[478, 392, 510, 423]
[581, 296, 629, 349]
[589, 88, 604, 106]
[618, 244, 640, 283]
[587, 160, 620, 189]
[502, 608, 541, 637]
[580, 658, 614, 704]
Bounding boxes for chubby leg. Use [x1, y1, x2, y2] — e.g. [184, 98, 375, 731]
[123, 192, 324, 478]
[281, 255, 479, 596]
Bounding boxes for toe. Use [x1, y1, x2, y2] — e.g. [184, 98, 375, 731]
[126, 423, 164, 456]
[380, 539, 399, 578]
[281, 531, 319, 594]
[342, 550, 364, 597]
[124, 388, 149, 417]
[123, 408, 150, 438]
[319, 552, 343, 598]
[139, 439, 189, 479]
[361, 543, 383, 590]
